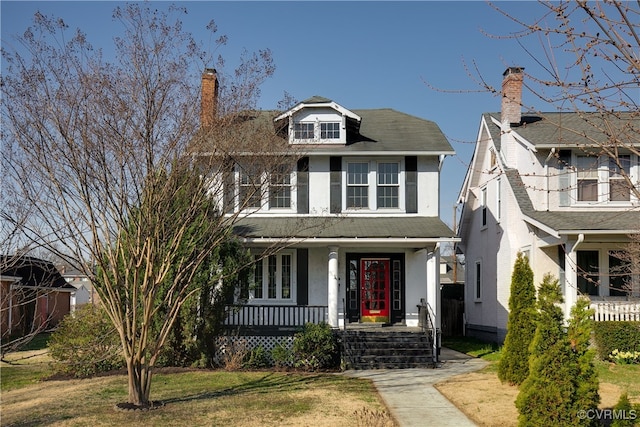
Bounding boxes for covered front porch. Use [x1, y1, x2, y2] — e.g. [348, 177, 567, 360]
[233, 216, 458, 331]
[222, 300, 439, 334]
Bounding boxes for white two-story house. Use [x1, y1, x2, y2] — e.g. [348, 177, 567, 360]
[457, 67, 640, 343]
[196, 70, 457, 336]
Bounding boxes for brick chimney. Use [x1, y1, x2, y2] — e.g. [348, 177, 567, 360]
[201, 68, 218, 128]
[501, 67, 524, 127]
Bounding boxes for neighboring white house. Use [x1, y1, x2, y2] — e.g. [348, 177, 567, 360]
[61, 267, 93, 311]
[196, 70, 458, 334]
[457, 67, 640, 343]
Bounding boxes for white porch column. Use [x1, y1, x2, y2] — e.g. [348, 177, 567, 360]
[327, 246, 339, 328]
[564, 234, 584, 321]
[426, 244, 441, 330]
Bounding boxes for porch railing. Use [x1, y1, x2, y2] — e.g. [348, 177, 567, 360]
[418, 298, 440, 364]
[224, 304, 328, 328]
[591, 301, 640, 322]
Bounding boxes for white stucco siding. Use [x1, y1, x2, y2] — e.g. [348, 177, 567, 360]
[294, 108, 342, 123]
[536, 246, 562, 286]
[307, 247, 329, 306]
[517, 150, 549, 210]
[405, 250, 428, 327]
[308, 156, 330, 214]
[417, 156, 440, 216]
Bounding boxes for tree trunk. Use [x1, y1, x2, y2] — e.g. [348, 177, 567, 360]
[126, 358, 153, 407]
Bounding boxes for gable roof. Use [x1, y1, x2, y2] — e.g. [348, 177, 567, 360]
[483, 111, 640, 150]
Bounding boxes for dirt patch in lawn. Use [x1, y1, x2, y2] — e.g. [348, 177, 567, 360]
[435, 371, 626, 427]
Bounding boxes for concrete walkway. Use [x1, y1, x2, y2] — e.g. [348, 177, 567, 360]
[343, 348, 487, 427]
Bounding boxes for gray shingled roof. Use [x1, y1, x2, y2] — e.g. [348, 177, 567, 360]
[484, 111, 639, 149]
[504, 168, 640, 234]
[301, 96, 332, 104]
[195, 99, 453, 155]
[288, 108, 453, 154]
[233, 216, 456, 240]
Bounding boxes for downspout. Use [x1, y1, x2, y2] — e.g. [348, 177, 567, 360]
[544, 148, 556, 211]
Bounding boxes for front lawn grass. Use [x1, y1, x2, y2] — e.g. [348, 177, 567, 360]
[2, 352, 392, 426]
[442, 335, 640, 402]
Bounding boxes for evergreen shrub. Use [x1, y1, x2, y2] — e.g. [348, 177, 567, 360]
[498, 252, 536, 385]
[292, 322, 338, 371]
[49, 305, 123, 377]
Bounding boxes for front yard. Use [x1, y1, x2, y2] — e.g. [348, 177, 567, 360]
[436, 337, 640, 427]
[1, 343, 395, 426]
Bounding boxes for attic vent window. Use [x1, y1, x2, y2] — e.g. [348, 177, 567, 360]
[321, 122, 340, 139]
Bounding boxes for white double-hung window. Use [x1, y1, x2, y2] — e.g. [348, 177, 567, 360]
[347, 162, 369, 209]
[345, 159, 401, 210]
[236, 163, 293, 211]
[377, 162, 399, 208]
[575, 154, 637, 203]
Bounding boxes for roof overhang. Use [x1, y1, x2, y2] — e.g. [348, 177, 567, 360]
[274, 101, 361, 123]
[238, 236, 460, 248]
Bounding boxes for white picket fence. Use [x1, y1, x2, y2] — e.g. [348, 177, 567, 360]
[591, 302, 640, 321]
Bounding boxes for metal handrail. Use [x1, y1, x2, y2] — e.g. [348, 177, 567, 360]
[419, 298, 439, 365]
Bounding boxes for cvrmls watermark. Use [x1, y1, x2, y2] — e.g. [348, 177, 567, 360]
[577, 409, 637, 421]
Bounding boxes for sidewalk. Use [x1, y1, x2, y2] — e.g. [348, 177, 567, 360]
[343, 348, 487, 427]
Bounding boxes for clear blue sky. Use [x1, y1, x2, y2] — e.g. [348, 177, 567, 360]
[2, 1, 560, 228]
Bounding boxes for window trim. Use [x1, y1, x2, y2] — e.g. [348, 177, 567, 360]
[346, 161, 370, 209]
[377, 162, 400, 209]
[249, 251, 297, 304]
[573, 153, 638, 205]
[474, 260, 482, 302]
[480, 186, 488, 228]
[292, 120, 342, 142]
[342, 158, 405, 212]
[320, 122, 340, 139]
[293, 122, 314, 140]
[234, 164, 296, 212]
[575, 247, 638, 298]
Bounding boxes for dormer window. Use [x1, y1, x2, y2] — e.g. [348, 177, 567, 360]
[294, 122, 314, 139]
[275, 98, 361, 145]
[320, 122, 340, 139]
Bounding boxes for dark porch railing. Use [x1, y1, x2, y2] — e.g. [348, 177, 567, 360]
[223, 304, 328, 328]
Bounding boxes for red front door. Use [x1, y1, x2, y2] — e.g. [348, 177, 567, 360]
[360, 259, 390, 323]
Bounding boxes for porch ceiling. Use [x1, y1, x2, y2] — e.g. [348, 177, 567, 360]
[233, 216, 457, 247]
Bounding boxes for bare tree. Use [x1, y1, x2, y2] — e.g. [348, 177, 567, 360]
[463, 1, 640, 296]
[481, 1, 640, 199]
[1, 4, 295, 408]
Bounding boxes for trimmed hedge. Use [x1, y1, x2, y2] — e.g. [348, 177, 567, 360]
[592, 321, 640, 360]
